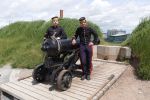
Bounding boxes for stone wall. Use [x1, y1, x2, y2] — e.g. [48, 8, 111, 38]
[93, 45, 131, 61]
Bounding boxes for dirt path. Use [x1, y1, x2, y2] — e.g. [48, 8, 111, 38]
[100, 66, 150, 100]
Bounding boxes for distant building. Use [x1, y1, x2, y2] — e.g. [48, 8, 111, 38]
[107, 29, 126, 37]
[106, 29, 129, 42]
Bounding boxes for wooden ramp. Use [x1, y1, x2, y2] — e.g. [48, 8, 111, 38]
[0, 60, 128, 100]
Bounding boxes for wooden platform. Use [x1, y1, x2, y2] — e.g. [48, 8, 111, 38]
[0, 60, 128, 100]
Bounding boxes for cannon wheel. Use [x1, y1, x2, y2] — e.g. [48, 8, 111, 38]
[32, 64, 46, 82]
[57, 70, 72, 91]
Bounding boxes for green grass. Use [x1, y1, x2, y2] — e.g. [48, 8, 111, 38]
[125, 17, 150, 80]
[0, 18, 102, 68]
[101, 39, 122, 46]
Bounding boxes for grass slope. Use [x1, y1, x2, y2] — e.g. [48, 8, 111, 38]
[126, 17, 150, 80]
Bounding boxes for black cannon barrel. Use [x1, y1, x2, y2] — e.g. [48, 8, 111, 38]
[41, 37, 80, 57]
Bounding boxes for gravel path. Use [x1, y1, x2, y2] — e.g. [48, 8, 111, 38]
[100, 66, 150, 100]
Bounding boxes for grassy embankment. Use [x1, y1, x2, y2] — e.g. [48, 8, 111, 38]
[0, 18, 102, 68]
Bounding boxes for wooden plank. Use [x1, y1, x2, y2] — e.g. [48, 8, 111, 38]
[71, 81, 98, 90]
[12, 82, 63, 100]
[28, 75, 108, 83]
[95, 68, 124, 75]
[73, 76, 107, 83]
[22, 79, 92, 97]
[69, 86, 94, 95]
[92, 75, 113, 79]
[70, 83, 96, 92]
[73, 80, 104, 88]
[0, 84, 37, 100]
[92, 68, 121, 74]
[67, 88, 91, 97]
[93, 69, 115, 73]
[30, 77, 106, 89]
[72, 78, 106, 88]
[73, 81, 104, 88]
[21, 79, 88, 100]
[5, 83, 50, 100]
[92, 71, 119, 77]
[20, 80, 79, 100]
[27, 75, 107, 89]
[23, 79, 54, 89]
[25, 78, 98, 90]
[24, 75, 108, 95]
[60, 90, 88, 100]
[87, 80, 108, 85]
[71, 83, 96, 92]
[93, 72, 116, 77]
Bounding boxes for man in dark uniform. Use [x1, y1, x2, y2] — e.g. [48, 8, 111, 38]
[44, 16, 67, 39]
[72, 17, 100, 80]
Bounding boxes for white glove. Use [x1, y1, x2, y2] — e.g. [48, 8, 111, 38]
[56, 37, 60, 39]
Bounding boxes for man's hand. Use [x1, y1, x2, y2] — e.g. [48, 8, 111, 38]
[89, 42, 94, 46]
[72, 39, 76, 45]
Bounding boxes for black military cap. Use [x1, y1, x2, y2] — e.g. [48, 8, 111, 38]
[79, 17, 86, 21]
[51, 16, 59, 20]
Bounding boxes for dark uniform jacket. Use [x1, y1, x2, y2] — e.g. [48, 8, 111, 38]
[74, 26, 100, 45]
[44, 26, 67, 39]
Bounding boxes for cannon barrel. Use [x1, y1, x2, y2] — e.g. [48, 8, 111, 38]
[41, 37, 80, 57]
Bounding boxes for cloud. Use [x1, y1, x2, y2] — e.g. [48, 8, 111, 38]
[88, 0, 150, 33]
[0, 0, 150, 33]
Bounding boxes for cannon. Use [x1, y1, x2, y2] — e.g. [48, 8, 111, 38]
[32, 37, 80, 91]
[32, 36, 100, 91]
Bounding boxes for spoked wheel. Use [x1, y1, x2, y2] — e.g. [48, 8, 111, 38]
[57, 70, 72, 91]
[32, 64, 47, 82]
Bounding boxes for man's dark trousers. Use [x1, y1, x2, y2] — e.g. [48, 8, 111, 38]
[79, 44, 93, 76]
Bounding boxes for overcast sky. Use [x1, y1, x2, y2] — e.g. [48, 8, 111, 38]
[0, 0, 150, 33]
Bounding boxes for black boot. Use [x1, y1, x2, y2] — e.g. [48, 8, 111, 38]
[86, 75, 91, 80]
